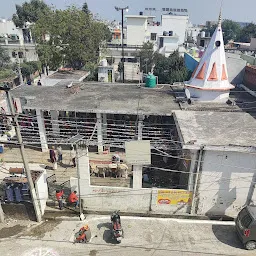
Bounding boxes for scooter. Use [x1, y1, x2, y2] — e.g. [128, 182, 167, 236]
[111, 210, 124, 243]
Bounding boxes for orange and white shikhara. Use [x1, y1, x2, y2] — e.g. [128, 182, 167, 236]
[185, 11, 234, 102]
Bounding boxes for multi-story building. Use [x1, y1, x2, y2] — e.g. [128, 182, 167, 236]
[0, 19, 38, 63]
[125, 12, 189, 56]
[101, 11, 189, 82]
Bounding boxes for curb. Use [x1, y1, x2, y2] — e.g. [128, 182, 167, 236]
[44, 209, 234, 222]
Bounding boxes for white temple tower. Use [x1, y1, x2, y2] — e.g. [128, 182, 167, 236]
[185, 12, 234, 102]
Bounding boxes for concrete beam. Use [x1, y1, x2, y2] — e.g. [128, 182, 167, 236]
[36, 109, 48, 152]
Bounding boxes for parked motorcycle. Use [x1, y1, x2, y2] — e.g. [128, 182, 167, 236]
[111, 210, 124, 242]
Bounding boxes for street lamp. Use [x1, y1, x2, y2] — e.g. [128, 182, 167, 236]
[115, 6, 129, 83]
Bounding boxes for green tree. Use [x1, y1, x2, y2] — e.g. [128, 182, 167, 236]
[153, 51, 189, 84]
[12, 0, 51, 28]
[202, 20, 241, 44]
[138, 42, 155, 74]
[82, 2, 90, 15]
[0, 46, 16, 81]
[32, 6, 111, 69]
[236, 23, 256, 43]
[0, 46, 10, 68]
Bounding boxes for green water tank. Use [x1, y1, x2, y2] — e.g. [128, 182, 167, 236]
[145, 74, 157, 88]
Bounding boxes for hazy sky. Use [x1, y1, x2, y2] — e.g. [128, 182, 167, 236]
[1, 0, 256, 25]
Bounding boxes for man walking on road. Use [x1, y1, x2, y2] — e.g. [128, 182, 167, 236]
[49, 146, 57, 170]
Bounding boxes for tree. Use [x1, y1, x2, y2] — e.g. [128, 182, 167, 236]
[138, 42, 155, 74]
[236, 23, 256, 43]
[82, 2, 90, 15]
[32, 6, 111, 69]
[0, 46, 10, 68]
[222, 20, 241, 44]
[203, 20, 242, 45]
[12, 0, 51, 28]
[0, 46, 16, 81]
[20, 61, 41, 78]
[153, 51, 189, 84]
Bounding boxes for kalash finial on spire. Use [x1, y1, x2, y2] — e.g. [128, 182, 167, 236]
[218, 9, 222, 27]
[218, 0, 223, 27]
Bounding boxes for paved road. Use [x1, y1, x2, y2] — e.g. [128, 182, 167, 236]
[0, 216, 255, 256]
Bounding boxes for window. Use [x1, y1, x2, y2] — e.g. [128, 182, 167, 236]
[159, 37, 164, 48]
[239, 208, 253, 228]
[18, 52, 24, 58]
[151, 33, 157, 41]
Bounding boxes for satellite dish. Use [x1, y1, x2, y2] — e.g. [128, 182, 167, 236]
[185, 88, 191, 99]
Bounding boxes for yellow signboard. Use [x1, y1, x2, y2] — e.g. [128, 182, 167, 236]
[157, 190, 193, 205]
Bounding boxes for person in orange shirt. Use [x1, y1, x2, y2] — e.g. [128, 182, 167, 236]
[56, 190, 64, 210]
[68, 190, 79, 208]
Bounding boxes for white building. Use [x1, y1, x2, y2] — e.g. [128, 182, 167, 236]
[185, 13, 234, 102]
[125, 13, 189, 55]
[186, 22, 202, 44]
[174, 110, 256, 218]
[0, 19, 38, 63]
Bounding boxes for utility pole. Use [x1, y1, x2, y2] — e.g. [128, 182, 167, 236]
[15, 53, 23, 85]
[0, 202, 4, 223]
[0, 85, 42, 222]
[76, 145, 83, 219]
[115, 6, 129, 83]
[69, 134, 85, 221]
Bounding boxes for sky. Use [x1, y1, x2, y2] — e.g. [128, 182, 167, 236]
[1, 0, 256, 25]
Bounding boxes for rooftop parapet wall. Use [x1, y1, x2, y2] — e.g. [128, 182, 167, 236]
[243, 65, 256, 91]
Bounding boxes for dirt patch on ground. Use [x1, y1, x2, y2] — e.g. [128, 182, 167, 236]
[21, 220, 61, 239]
[0, 225, 25, 238]
[89, 250, 98, 256]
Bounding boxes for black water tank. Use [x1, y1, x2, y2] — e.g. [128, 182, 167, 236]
[169, 31, 173, 36]
[139, 11, 143, 15]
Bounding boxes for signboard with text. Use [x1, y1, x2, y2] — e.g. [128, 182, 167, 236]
[157, 190, 192, 205]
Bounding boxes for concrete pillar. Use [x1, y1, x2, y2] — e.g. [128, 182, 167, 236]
[36, 109, 48, 152]
[188, 150, 198, 192]
[133, 115, 144, 189]
[96, 113, 103, 154]
[102, 113, 107, 140]
[77, 149, 91, 209]
[50, 110, 60, 136]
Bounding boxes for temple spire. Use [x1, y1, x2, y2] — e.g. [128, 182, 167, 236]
[185, 6, 234, 102]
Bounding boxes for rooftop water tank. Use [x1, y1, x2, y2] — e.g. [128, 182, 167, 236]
[200, 31, 206, 38]
[145, 74, 157, 88]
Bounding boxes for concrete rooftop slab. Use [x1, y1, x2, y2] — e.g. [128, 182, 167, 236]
[11, 83, 180, 116]
[174, 110, 256, 148]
